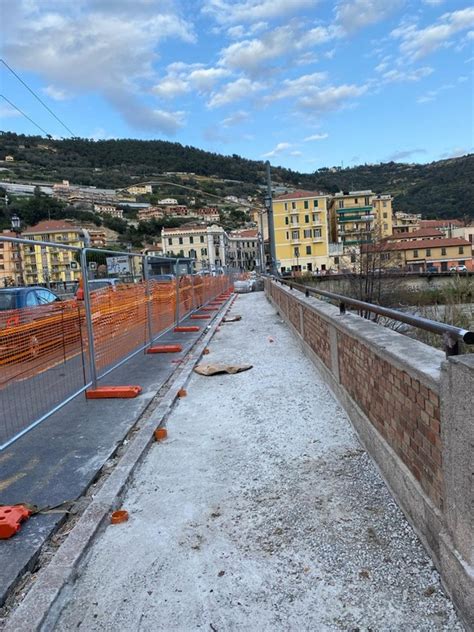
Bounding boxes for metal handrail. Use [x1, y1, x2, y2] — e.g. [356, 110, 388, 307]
[276, 278, 474, 356]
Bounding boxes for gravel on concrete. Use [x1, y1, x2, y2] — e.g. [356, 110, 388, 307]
[55, 292, 461, 632]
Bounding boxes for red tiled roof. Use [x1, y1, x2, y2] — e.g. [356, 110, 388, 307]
[420, 219, 463, 228]
[1, 230, 17, 238]
[386, 238, 471, 251]
[274, 190, 325, 201]
[230, 229, 258, 238]
[23, 219, 81, 233]
[389, 228, 444, 240]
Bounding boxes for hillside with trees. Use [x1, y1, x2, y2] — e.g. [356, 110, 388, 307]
[0, 132, 472, 220]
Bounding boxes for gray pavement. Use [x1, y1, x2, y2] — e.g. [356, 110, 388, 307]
[55, 292, 461, 631]
[0, 309, 220, 609]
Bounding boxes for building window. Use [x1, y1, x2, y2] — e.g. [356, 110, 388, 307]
[334, 256, 339, 264]
[459, 246, 464, 254]
[338, 200, 344, 209]
[168, 238, 172, 245]
[286, 231, 289, 240]
[291, 230, 300, 239]
[313, 199, 319, 208]
[312, 213, 319, 222]
[364, 197, 370, 205]
[284, 202, 288, 211]
[303, 229, 312, 238]
[383, 201, 387, 207]
[291, 215, 299, 225]
[306, 245, 311, 255]
[354, 198, 358, 204]
[304, 200, 309, 209]
[384, 223, 388, 231]
[200, 235, 204, 243]
[285, 216, 289, 225]
[291, 202, 296, 210]
[304, 214, 310, 223]
[189, 236, 194, 244]
[350, 254, 356, 263]
[201, 248, 207, 256]
[294, 247, 300, 257]
[383, 212, 387, 218]
[413, 250, 419, 258]
[441, 247, 446, 256]
[426, 249, 431, 256]
[178, 237, 183, 245]
[313, 228, 321, 238]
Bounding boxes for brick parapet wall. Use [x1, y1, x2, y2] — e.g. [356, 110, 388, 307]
[264, 278, 473, 628]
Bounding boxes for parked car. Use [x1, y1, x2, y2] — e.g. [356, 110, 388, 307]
[426, 265, 439, 273]
[75, 277, 122, 299]
[449, 265, 468, 272]
[0, 287, 81, 363]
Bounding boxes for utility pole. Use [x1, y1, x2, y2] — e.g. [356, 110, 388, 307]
[265, 160, 278, 276]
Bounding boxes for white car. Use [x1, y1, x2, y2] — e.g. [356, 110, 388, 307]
[449, 265, 468, 272]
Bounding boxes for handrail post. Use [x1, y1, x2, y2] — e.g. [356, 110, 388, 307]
[80, 248, 98, 390]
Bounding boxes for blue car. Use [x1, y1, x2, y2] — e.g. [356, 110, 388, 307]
[0, 286, 62, 310]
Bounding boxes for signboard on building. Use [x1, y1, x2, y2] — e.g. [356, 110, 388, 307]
[106, 256, 130, 275]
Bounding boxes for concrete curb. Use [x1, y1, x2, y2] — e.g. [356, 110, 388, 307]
[2, 294, 236, 632]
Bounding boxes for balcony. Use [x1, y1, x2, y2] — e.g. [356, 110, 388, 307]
[337, 206, 372, 214]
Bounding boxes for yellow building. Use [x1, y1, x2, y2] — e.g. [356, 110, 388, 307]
[329, 190, 393, 249]
[21, 220, 86, 284]
[126, 184, 152, 196]
[0, 230, 23, 287]
[392, 211, 421, 235]
[272, 191, 332, 274]
[379, 237, 473, 272]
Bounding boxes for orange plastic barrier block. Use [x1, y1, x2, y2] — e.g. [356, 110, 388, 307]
[111, 510, 129, 524]
[86, 386, 142, 399]
[202, 307, 218, 312]
[174, 326, 200, 332]
[191, 314, 211, 320]
[154, 427, 168, 441]
[147, 344, 183, 354]
[0, 505, 32, 539]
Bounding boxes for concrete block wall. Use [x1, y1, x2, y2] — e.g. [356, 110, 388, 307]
[265, 278, 474, 630]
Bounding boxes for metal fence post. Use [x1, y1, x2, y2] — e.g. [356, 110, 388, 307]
[175, 258, 181, 327]
[80, 248, 98, 390]
[143, 255, 154, 346]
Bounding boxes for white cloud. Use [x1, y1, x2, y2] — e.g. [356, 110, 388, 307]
[380, 66, 433, 82]
[153, 77, 190, 99]
[222, 110, 249, 126]
[386, 148, 427, 161]
[189, 68, 230, 91]
[202, 0, 315, 25]
[335, 0, 402, 34]
[392, 7, 474, 60]
[290, 150, 303, 156]
[43, 85, 69, 101]
[1, 0, 195, 135]
[440, 146, 472, 159]
[207, 77, 264, 108]
[304, 133, 329, 141]
[423, 0, 445, 5]
[0, 104, 22, 118]
[262, 142, 292, 157]
[298, 83, 368, 112]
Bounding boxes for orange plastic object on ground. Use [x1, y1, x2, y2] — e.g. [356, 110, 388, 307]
[203, 348, 210, 355]
[147, 344, 182, 354]
[86, 385, 142, 399]
[201, 307, 218, 312]
[0, 505, 32, 539]
[190, 314, 211, 320]
[177, 388, 187, 397]
[174, 326, 200, 332]
[154, 427, 168, 441]
[111, 510, 129, 524]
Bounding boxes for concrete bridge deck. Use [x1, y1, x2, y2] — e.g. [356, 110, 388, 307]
[50, 292, 460, 631]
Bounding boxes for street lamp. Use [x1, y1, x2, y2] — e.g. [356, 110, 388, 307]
[10, 214, 24, 286]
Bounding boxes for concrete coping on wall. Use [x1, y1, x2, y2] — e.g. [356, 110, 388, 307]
[275, 282, 444, 392]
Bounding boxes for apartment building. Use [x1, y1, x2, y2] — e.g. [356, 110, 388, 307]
[227, 229, 259, 271]
[191, 207, 221, 223]
[21, 220, 85, 284]
[272, 190, 333, 274]
[94, 203, 123, 218]
[162, 223, 228, 271]
[329, 191, 393, 248]
[138, 207, 166, 222]
[126, 184, 152, 196]
[381, 236, 472, 272]
[0, 230, 23, 287]
[392, 211, 421, 235]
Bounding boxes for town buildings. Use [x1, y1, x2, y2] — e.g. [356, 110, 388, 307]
[93, 203, 123, 219]
[329, 190, 393, 247]
[272, 191, 336, 274]
[0, 230, 23, 287]
[227, 229, 259, 271]
[162, 223, 228, 271]
[126, 184, 152, 196]
[21, 220, 86, 284]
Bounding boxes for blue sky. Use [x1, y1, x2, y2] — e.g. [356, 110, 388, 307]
[0, 0, 473, 172]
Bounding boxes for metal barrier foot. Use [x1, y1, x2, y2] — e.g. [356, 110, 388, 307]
[174, 326, 200, 332]
[85, 386, 142, 399]
[147, 344, 183, 354]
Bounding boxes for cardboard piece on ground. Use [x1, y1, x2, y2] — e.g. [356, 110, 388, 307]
[194, 364, 252, 376]
[222, 315, 242, 322]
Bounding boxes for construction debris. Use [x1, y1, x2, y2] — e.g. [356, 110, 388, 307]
[194, 364, 252, 376]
